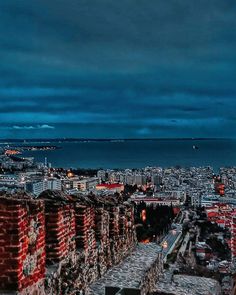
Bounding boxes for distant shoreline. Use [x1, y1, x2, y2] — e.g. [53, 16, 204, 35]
[1, 138, 235, 170]
[0, 137, 231, 144]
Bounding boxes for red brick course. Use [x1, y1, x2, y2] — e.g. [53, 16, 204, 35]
[44, 203, 76, 264]
[0, 195, 45, 292]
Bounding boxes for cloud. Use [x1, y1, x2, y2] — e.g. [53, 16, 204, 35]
[0, 0, 236, 138]
[136, 127, 152, 136]
[11, 124, 55, 130]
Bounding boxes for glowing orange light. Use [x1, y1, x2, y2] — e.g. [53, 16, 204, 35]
[141, 209, 146, 222]
[162, 241, 168, 249]
[141, 238, 150, 244]
[5, 149, 21, 155]
[67, 172, 74, 178]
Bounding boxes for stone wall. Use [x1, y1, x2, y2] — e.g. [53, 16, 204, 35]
[0, 191, 137, 295]
[88, 243, 163, 295]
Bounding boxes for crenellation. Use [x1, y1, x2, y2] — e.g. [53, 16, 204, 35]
[0, 194, 46, 294]
[41, 192, 77, 265]
[0, 190, 137, 294]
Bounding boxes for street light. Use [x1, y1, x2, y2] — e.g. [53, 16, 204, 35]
[159, 240, 168, 266]
[162, 241, 168, 258]
[162, 240, 168, 250]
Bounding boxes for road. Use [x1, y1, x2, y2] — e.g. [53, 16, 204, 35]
[159, 224, 182, 261]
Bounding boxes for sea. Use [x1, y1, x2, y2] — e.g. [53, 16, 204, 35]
[9, 139, 236, 172]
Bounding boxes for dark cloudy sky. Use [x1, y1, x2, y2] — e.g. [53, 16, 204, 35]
[0, 0, 236, 139]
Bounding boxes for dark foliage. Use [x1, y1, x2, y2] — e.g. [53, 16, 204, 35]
[135, 202, 175, 241]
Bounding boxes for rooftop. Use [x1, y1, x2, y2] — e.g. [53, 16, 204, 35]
[96, 183, 124, 188]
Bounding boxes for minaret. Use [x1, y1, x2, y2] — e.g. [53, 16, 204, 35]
[44, 157, 48, 167]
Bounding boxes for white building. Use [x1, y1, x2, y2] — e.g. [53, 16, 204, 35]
[73, 177, 99, 191]
[25, 178, 62, 196]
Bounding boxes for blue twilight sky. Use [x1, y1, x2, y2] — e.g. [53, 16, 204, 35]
[0, 0, 236, 139]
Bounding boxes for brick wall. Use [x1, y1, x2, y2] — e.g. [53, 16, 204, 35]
[44, 202, 76, 264]
[0, 194, 45, 294]
[0, 191, 137, 295]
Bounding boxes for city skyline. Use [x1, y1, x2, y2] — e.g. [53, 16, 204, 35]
[0, 0, 236, 139]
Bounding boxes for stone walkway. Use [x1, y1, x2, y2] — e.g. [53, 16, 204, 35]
[155, 272, 221, 295]
[88, 243, 162, 295]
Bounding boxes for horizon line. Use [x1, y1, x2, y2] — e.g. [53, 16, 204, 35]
[0, 137, 232, 141]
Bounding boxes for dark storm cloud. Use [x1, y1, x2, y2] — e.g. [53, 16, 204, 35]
[0, 0, 236, 138]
